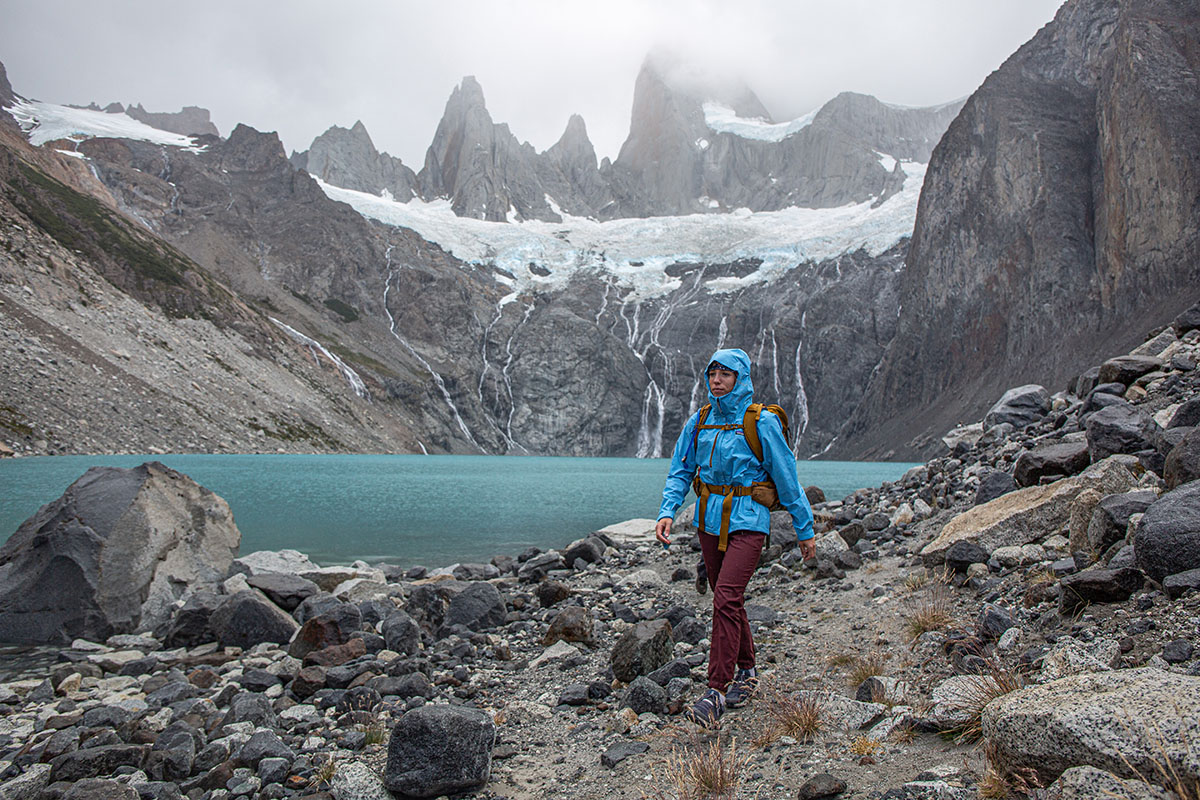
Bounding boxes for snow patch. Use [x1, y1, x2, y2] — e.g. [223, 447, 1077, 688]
[7, 99, 206, 152]
[702, 102, 818, 142]
[876, 152, 897, 172]
[316, 160, 923, 302]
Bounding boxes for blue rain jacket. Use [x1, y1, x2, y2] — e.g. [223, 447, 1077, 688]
[658, 348, 815, 542]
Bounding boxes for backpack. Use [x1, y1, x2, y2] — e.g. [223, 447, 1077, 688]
[689, 402, 791, 550]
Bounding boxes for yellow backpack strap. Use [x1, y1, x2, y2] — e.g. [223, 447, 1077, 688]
[743, 403, 764, 462]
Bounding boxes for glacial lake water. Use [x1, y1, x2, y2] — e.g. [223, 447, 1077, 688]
[0, 455, 918, 568]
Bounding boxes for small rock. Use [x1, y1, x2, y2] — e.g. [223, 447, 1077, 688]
[798, 772, 847, 799]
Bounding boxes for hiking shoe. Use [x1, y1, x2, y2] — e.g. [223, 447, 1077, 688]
[695, 561, 708, 595]
[684, 688, 726, 728]
[725, 668, 759, 708]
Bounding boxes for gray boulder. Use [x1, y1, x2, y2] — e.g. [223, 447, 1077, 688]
[1097, 355, 1163, 386]
[245, 573, 320, 612]
[1086, 404, 1160, 463]
[1168, 397, 1200, 429]
[923, 456, 1138, 562]
[209, 591, 299, 649]
[1046, 766, 1174, 800]
[1165, 428, 1200, 489]
[0, 463, 239, 644]
[1086, 490, 1158, 553]
[1163, 568, 1200, 600]
[983, 667, 1200, 785]
[1134, 480, 1200, 582]
[975, 470, 1017, 505]
[440, 582, 507, 634]
[161, 590, 221, 648]
[562, 536, 606, 565]
[384, 705, 495, 797]
[621, 676, 667, 715]
[984, 385, 1050, 430]
[1013, 442, 1091, 487]
[611, 619, 673, 682]
[1059, 568, 1144, 614]
[381, 610, 422, 655]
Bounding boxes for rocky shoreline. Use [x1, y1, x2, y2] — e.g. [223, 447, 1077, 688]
[0, 307, 1198, 800]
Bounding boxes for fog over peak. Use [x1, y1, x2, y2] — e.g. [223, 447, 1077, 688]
[0, 0, 1063, 164]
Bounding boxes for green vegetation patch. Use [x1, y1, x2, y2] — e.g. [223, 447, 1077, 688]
[0, 405, 34, 437]
[11, 160, 193, 289]
[246, 412, 343, 450]
[323, 298, 360, 323]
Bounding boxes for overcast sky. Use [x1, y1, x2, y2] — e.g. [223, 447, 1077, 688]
[2, 1, 1064, 166]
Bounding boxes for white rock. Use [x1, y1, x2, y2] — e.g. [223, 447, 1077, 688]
[223, 573, 251, 595]
[618, 569, 662, 588]
[891, 503, 915, 526]
[233, 549, 319, 576]
[1040, 638, 1121, 682]
[997, 628, 1022, 652]
[279, 704, 321, 724]
[529, 640, 580, 668]
[984, 667, 1200, 787]
[330, 760, 392, 800]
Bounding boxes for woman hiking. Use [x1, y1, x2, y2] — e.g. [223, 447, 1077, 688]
[655, 348, 816, 727]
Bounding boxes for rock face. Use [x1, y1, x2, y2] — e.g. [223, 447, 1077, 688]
[292, 120, 417, 201]
[0, 462, 239, 644]
[121, 103, 219, 137]
[983, 668, 1200, 785]
[843, 0, 1200, 459]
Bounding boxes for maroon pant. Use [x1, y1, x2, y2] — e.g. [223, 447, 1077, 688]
[699, 529, 765, 690]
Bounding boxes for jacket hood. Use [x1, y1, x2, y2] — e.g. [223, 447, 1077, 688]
[707, 348, 754, 418]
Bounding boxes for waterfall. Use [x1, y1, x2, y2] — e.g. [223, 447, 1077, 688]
[270, 318, 370, 400]
[792, 341, 810, 457]
[383, 265, 484, 452]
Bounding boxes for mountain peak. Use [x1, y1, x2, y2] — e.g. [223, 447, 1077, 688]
[0, 61, 14, 108]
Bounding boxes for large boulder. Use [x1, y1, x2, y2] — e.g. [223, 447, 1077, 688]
[1086, 490, 1158, 554]
[1086, 404, 1160, 463]
[610, 619, 673, 682]
[384, 705, 495, 797]
[1134, 480, 1200, 583]
[921, 457, 1138, 563]
[1168, 398, 1200, 429]
[1046, 765, 1175, 800]
[1165, 428, 1200, 489]
[245, 573, 320, 612]
[288, 603, 362, 659]
[983, 668, 1200, 786]
[381, 610, 422, 655]
[0, 463, 239, 644]
[209, 591, 299, 649]
[439, 582, 506, 635]
[1097, 355, 1163, 386]
[1013, 441, 1091, 487]
[984, 385, 1050, 430]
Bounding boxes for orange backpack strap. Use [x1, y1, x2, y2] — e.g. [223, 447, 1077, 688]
[742, 403, 765, 462]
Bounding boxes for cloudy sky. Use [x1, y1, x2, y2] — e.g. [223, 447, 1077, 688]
[3, 0, 1063, 165]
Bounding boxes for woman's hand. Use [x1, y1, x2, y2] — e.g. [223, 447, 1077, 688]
[798, 537, 816, 560]
[656, 517, 673, 546]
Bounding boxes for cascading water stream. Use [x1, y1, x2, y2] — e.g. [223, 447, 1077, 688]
[269, 318, 370, 400]
[383, 260, 484, 452]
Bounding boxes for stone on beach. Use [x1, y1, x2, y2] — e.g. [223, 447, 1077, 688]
[0, 462, 239, 645]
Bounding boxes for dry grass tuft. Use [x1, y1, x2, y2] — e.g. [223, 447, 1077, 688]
[847, 735, 882, 757]
[902, 571, 930, 593]
[980, 740, 1042, 799]
[752, 689, 823, 748]
[846, 651, 888, 688]
[825, 652, 858, 669]
[904, 584, 955, 641]
[309, 757, 337, 789]
[646, 736, 749, 800]
[362, 721, 386, 746]
[887, 723, 916, 744]
[951, 664, 1025, 744]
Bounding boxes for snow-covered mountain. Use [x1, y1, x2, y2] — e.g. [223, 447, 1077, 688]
[292, 57, 962, 223]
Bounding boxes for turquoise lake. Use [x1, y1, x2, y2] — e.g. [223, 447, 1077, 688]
[0, 455, 917, 568]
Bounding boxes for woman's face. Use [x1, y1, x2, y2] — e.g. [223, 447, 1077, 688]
[708, 368, 736, 397]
